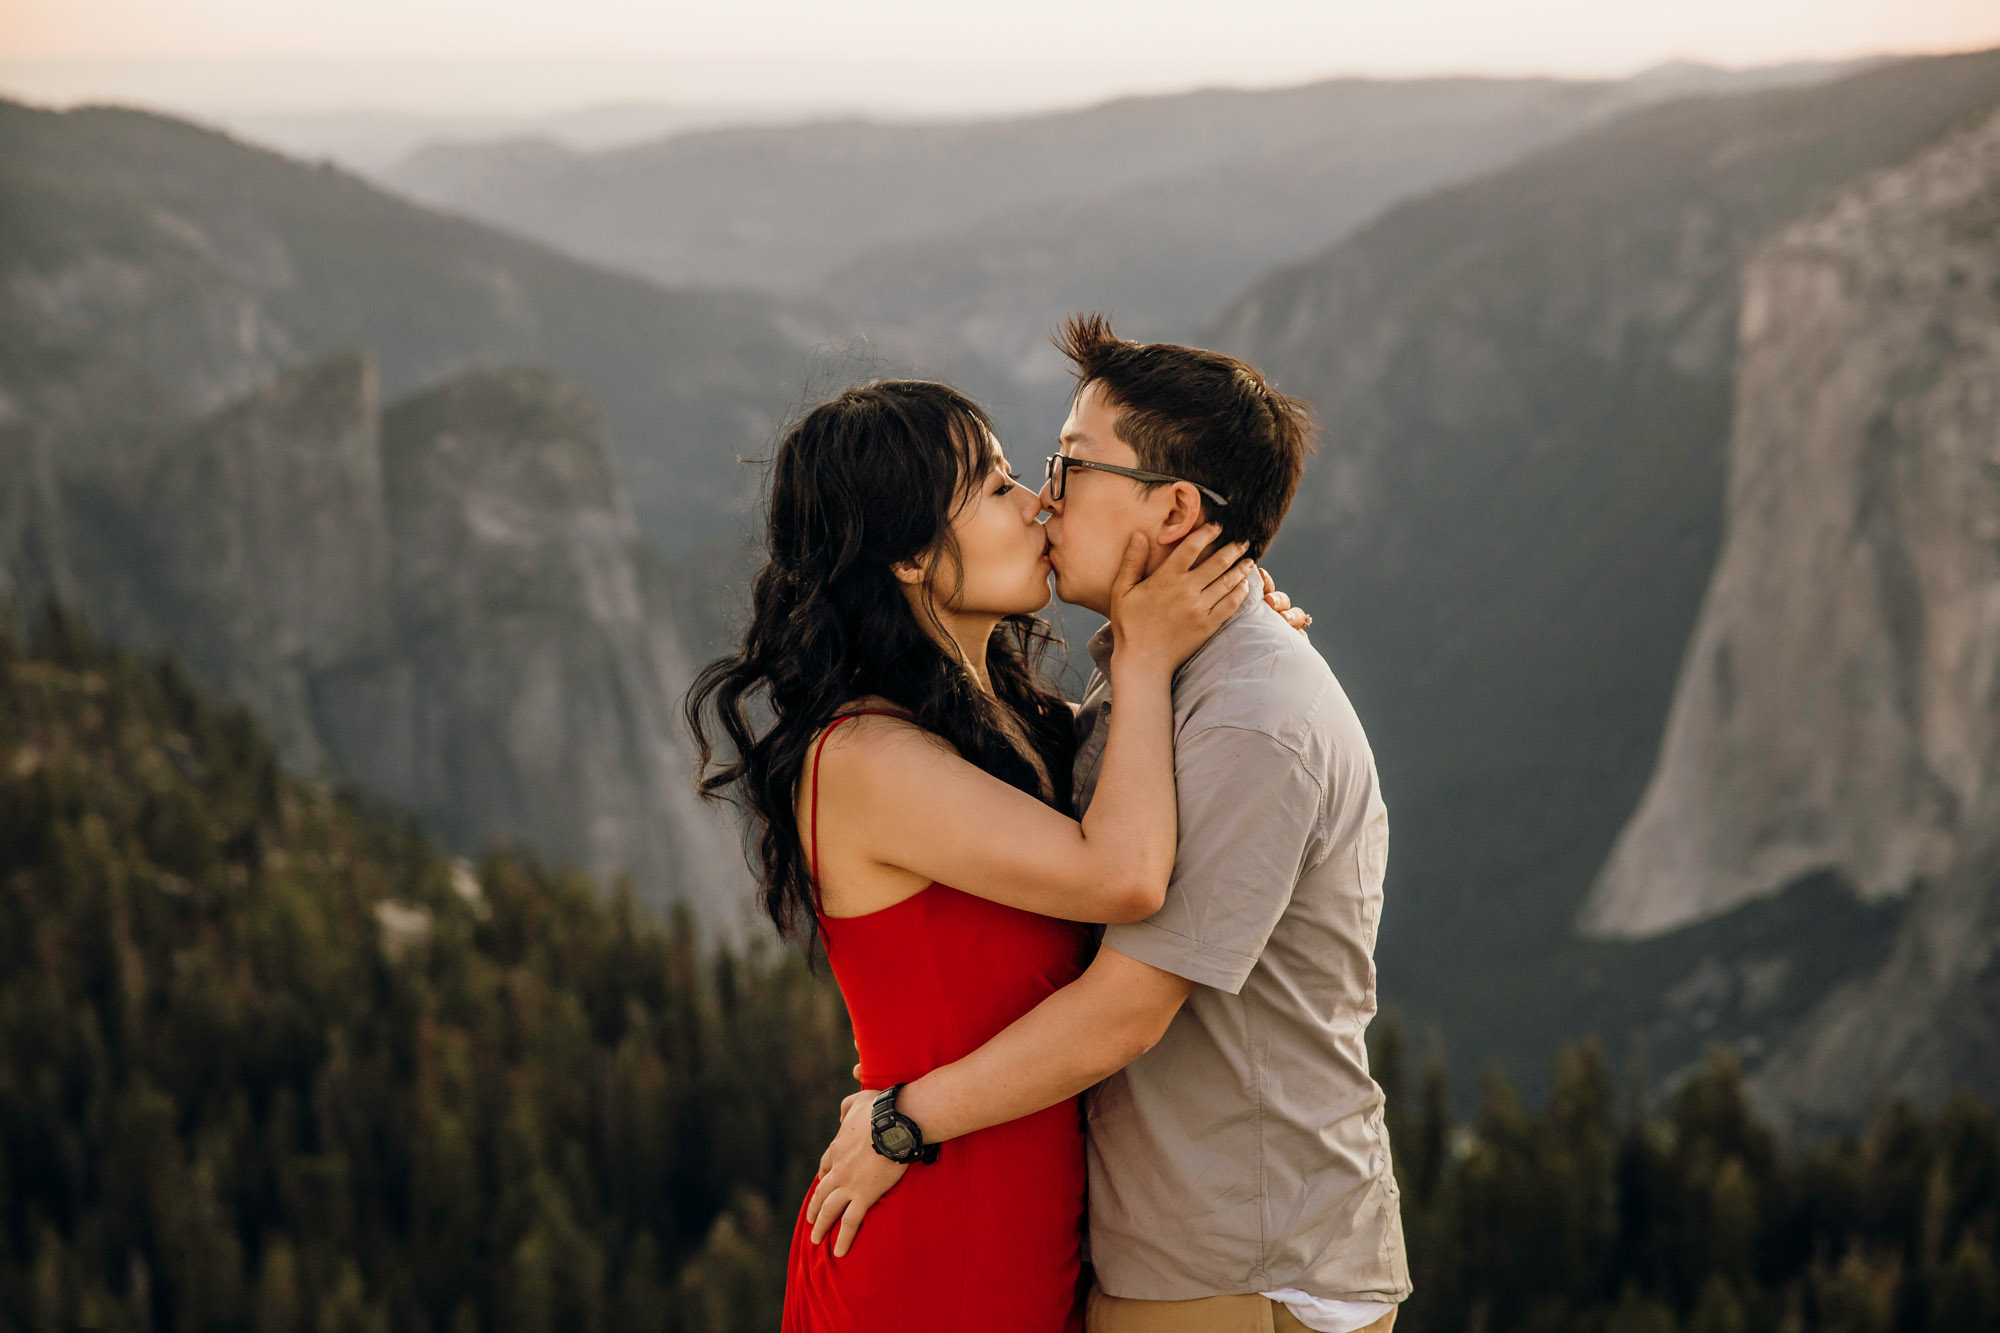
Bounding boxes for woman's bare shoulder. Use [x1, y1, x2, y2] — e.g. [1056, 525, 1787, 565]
[819, 698, 951, 764]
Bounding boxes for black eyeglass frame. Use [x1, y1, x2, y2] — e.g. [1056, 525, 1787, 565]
[1042, 453, 1230, 507]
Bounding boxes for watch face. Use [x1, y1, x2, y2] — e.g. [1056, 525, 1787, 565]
[879, 1123, 917, 1158]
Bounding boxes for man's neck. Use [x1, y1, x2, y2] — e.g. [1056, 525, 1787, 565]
[1087, 580, 1261, 684]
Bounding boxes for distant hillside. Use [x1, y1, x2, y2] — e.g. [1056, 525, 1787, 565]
[817, 79, 1620, 385]
[1206, 47, 2000, 1110]
[0, 99, 829, 555]
[382, 64, 1863, 414]
[388, 77, 1614, 292]
[817, 62, 1871, 387]
[208, 101, 833, 174]
[384, 62, 1859, 294]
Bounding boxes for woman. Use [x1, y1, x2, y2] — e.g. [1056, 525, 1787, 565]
[684, 380, 1265, 1331]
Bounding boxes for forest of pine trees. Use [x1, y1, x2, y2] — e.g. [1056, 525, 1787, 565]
[2, 602, 1997, 1332]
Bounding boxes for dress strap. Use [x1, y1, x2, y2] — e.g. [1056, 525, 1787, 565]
[807, 708, 907, 887]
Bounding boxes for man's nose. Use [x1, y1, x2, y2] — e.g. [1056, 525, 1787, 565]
[1013, 478, 1048, 518]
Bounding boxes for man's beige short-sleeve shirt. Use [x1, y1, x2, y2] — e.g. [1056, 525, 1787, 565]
[1074, 593, 1412, 1304]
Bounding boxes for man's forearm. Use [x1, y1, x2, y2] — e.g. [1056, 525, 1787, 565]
[895, 981, 1142, 1143]
[895, 948, 1192, 1143]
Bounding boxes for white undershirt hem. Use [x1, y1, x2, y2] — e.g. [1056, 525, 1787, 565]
[1258, 1290, 1398, 1333]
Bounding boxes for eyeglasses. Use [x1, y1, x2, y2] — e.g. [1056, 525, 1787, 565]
[1042, 453, 1230, 507]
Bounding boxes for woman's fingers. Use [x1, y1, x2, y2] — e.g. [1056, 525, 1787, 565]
[833, 1199, 873, 1258]
[811, 1186, 878, 1255]
[1194, 541, 1252, 591]
[1254, 568, 1312, 632]
[1165, 521, 1223, 572]
[1205, 557, 1256, 612]
[1200, 548, 1248, 608]
[809, 1185, 845, 1245]
[1111, 530, 1150, 594]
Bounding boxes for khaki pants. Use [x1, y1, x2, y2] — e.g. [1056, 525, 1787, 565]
[1086, 1287, 1399, 1333]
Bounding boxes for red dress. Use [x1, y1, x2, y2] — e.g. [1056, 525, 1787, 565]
[783, 712, 1092, 1332]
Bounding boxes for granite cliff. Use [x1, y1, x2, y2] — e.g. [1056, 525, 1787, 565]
[64, 355, 392, 772]
[1203, 49, 2000, 1102]
[1580, 107, 2000, 1126]
[35, 355, 750, 932]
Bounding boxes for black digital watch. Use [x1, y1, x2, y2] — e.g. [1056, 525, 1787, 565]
[869, 1083, 939, 1164]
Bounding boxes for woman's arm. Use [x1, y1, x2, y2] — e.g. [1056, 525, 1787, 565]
[821, 527, 1250, 925]
[805, 947, 1191, 1255]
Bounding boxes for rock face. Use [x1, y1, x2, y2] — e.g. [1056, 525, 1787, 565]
[1199, 50, 2000, 1099]
[1581, 107, 2000, 940]
[1577, 108, 2000, 1123]
[327, 368, 740, 917]
[56, 355, 749, 932]
[66, 354, 391, 772]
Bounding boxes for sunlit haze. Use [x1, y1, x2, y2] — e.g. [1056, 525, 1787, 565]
[4, 0, 1999, 117]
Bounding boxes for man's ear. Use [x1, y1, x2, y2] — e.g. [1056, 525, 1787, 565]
[1155, 483, 1208, 546]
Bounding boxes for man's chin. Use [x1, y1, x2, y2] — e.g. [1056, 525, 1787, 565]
[1049, 568, 1109, 616]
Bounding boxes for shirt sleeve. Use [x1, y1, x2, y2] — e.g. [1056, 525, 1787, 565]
[1099, 724, 1326, 994]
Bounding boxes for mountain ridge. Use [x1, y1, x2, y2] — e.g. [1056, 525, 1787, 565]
[1202, 47, 2000, 1113]
[380, 61, 1872, 429]
[0, 97, 833, 555]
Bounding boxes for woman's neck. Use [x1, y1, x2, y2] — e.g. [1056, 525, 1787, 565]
[902, 602, 1053, 801]
[934, 610, 1001, 695]
[897, 584, 1001, 695]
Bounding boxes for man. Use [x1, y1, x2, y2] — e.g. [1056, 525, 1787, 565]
[810, 314, 1411, 1332]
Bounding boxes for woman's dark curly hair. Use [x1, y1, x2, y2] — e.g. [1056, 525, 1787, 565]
[684, 380, 1075, 945]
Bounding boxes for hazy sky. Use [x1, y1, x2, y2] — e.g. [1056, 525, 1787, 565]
[6, 0, 2000, 116]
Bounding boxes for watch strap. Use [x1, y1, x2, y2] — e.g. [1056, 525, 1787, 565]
[871, 1083, 939, 1164]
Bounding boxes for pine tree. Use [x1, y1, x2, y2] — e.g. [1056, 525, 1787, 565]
[1929, 1234, 2000, 1333]
[11, 599, 2000, 1333]
[255, 1236, 303, 1333]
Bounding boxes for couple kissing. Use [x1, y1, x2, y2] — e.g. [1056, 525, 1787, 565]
[687, 314, 1411, 1333]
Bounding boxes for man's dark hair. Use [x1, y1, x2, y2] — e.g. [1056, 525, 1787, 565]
[1053, 312, 1316, 559]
